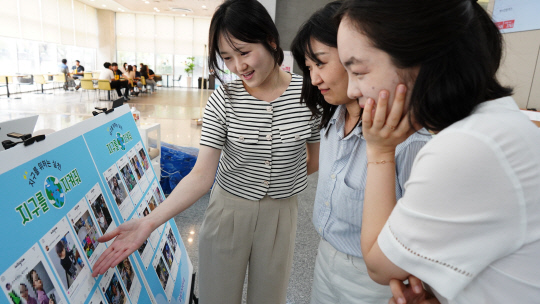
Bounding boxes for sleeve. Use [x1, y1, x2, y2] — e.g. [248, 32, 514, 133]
[199, 86, 228, 149]
[377, 131, 525, 300]
[307, 114, 321, 143]
[394, 134, 429, 198]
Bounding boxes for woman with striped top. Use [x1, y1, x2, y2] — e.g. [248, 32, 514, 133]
[291, 2, 430, 303]
[91, 1, 320, 303]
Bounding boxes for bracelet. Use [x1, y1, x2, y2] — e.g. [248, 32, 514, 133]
[367, 160, 395, 165]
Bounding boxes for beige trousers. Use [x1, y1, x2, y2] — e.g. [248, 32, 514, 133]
[198, 184, 298, 304]
[310, 239, 392, 304]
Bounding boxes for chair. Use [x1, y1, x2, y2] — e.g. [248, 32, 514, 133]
[97, 80, 117, 101]
[53, 73, 67, 92]
[172, 75, 182, 87]
[80, 79, 97, 102]
[83, 72, 92, 79]
[154, 74, 163, 88]
[92, 71, 100, 79]
[33, 75, 50, 94]
[13, 75, 33, 94]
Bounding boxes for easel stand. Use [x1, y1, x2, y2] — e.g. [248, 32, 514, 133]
[189, 272, 199, 304]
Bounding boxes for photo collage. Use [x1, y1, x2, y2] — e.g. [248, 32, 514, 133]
[86, 184, 117, 247]
[67, 199, 106, 267]
[127, 145, 149, 191]
[136, 142, 155, 182]
[1, 110, 189, 304]
[117, 155, 142, 204]
[150, 222, 183, 302]
[41, 218, 95, 304]
[103, 165, 133, 221]
[99, 269, 127, 304]
[1, 245, 67, 304]
[116, 257, 142, 303]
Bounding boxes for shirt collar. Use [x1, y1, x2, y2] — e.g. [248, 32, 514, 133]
[324, 105, 362, 139]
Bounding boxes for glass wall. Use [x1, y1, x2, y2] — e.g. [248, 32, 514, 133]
[0, 0, 98, 94]
[116, 13, 211, 87]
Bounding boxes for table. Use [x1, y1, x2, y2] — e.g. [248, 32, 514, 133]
[2, 75, 27, 99]
[161, 73, 171, 87]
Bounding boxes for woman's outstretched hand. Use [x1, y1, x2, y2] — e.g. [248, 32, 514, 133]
[388, 275, 440, 304]
[91, 217, 154, 277]
[362, 84, 419, 157]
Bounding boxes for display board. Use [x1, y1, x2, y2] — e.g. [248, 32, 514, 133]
[0, 106, 192, 304]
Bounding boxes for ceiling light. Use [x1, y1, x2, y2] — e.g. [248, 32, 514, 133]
[181, 14, 186, 16]
[202, 5, 206, 9]
[145, 1, 149, 3]
[102, 4, 106, 7]
[170, 7, 193, 13]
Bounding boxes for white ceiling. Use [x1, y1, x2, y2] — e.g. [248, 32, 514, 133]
[77, 0, 493, 18]
[78, 0, 223, 17]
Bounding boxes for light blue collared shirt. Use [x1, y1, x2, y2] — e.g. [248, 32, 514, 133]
[313, 105, 431, 257]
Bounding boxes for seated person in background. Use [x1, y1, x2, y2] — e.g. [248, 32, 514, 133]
[148, 66, 160, 87]
[132, 65, 143, 91]
[112, 62, 133, 96]
[120, 62, 128, 75]
[59, 58, 79, 90]
[99, 62, 130, 100]
[140, 65, 156, 92]
[125, 65, 139, 96]
[71, 60, 84, 79]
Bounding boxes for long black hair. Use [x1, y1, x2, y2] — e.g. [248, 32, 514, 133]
[208, 0, 284, 91]
[291, 1, 342, 129]
[336, 0, 512, 132]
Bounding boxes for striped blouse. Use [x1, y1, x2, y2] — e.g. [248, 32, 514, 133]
[200, 73, 321, 200]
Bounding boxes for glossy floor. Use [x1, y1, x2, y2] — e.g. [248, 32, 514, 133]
[0, 86, 321, 304]
[0, 87, 212, 148]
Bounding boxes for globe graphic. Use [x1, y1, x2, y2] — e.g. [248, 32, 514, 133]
[44, 176, 65, 208]
[116, 132, 126, 150]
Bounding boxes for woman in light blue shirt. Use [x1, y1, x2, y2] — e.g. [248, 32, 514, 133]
[291, 2, 431, 303]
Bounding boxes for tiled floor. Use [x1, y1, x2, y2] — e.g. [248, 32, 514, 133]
[0, 86, 320, 304]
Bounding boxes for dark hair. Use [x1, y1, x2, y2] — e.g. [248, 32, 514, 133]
[208, 0, 284, 89]
[336, 0, 512, 132]
[140, 65, 148, 77]
[123, 63, 127, 68]
[111, 62, 118, 67]
[75, 60, 80, 63]
[127, 65, 133, 73]
[61, 59, 67, 64]
[103, 62, 111, 69]
[291, 1, 342, 129]
[55, 241, 65, 255]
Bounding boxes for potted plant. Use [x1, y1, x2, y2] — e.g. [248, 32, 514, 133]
[184, 56, 195, 87]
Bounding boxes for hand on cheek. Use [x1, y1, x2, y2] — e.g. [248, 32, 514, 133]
[361, 84, 416, 156]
